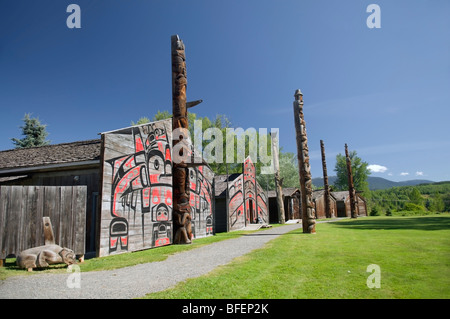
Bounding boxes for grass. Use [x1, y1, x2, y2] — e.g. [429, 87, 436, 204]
[143, 214, 450, 299]
[0, 227, 274, 281]
[2, 215, 449, 299]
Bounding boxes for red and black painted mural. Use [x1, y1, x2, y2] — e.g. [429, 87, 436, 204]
[256, 182, 268, 223]
[189, 165, 214, 238]
[227, 156, 268, 231]
[99, 119, 173, 257]
[99, 119, 214, 257]
[243, 157, 257, 224]
[228, 174, 245, 230]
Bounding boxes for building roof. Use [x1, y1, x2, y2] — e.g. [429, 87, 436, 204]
[267, 187, 300, 198]
[331, 191, 366, 202]
[0, 139, 101, 173]
[331, 191, 349, 201]
[312, 189, 337, 201]
[214, 173, 241, 197]
[312, 189, 326, 200]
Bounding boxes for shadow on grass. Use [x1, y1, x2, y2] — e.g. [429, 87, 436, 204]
[0, 258, 70, 280]
[330, 216, 450, 231]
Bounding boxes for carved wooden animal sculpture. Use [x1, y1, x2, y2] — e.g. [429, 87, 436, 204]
[16, 244, 76, 271]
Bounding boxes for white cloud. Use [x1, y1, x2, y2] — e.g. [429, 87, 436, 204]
[415, 171, 424, 176]
[388, 173, 393, 176]
[368, 164, 388, 173]
[400, 172, 409, 176]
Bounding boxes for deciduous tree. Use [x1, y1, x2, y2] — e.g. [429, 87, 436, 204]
[334, 150, 370, 194]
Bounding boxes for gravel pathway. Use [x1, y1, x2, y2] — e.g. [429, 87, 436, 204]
[0, 223, 303, 299]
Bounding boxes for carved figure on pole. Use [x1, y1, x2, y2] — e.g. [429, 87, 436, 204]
[320, 140, 333, 218]
[171, 35, 192, 244]
[345, 143, 358, 219]
[293, 89, 316, 233]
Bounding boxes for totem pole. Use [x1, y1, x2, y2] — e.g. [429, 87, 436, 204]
[271, 131, 285, 224]
[345, 144, 358, 219]
[293, 89, 316, 233]
[320, 140, 333, 218]
[171, 35, 192, 244]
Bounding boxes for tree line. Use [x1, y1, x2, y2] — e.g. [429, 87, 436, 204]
[366, 182, 450, 216]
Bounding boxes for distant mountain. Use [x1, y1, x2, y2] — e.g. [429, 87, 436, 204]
[312, 176, 435, 190]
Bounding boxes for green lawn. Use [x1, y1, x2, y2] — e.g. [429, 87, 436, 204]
[144, 215, 450, 299]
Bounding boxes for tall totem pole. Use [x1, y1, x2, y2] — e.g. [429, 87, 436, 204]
[345, 144, 358, 219]
[293, 89, 316, 233]
[171, 35, 192, 244]
[320, 140, 333, 218]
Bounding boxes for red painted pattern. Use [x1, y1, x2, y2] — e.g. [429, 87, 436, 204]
[112, 166, 142, 216]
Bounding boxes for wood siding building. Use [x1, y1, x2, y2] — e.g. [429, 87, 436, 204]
[312, 189, 338, 219]
[331, 191, 368, 217]
[0, 185, 87, 261]
[214, 157, 269, 232]
[0, 139, 101, 256]
[0, 119, 214, 258]
[267, 187, 301, 223]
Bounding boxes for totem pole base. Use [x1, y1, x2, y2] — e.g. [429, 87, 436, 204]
[302, 220, 316, 234]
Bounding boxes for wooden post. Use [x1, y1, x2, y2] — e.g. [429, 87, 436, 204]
[293, 89, 316, 233]
[271, 131, 285, 224]
[43, 216, 55, 245]
[345, 144, 358, 219]
[320, 140, 332, 218]
[171, 35, 192, 244]
[225, 163, 230, 232]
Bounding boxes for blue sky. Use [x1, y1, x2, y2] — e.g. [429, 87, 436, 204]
[1, 0, 449, 182]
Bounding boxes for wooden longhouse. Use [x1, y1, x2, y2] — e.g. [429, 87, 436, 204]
[312, 189, 338, 219]
[0, 139, 102, 258]
[0, 119, 215, 261]
[213, 157, 269, 233]
[1, 34, 223, 265]
[267, 187, 301, 223]
[331, 191, 368, 217]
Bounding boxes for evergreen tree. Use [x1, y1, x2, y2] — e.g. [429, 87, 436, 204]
[11, 113, 50, 148]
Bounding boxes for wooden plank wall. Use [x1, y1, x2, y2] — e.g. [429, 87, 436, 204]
[314, 194, 328, 219]
[256, 182, 268, 223]
[226, 156, 269, 231]
[189, 165, 214, 238]
[99, 119, 173, 257]
[0, 185, 86, 260]
[336, 199, 350, 217]
[288, 194, 301, 220]
[357, 195, 367, 216]
[228, 175, 245, 231]
[0, 169, 100, 254]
